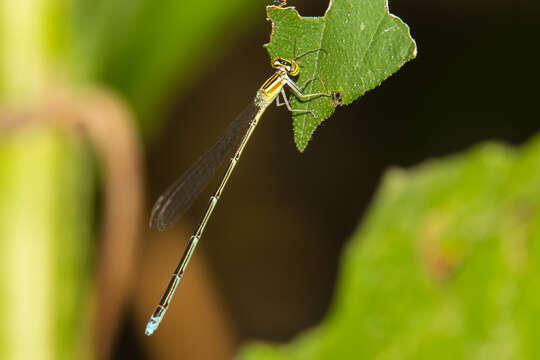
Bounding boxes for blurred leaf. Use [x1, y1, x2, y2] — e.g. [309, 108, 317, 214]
[76, 0, 266, 135]
[265, 0, 416, 151]
[1, 0, 267, 133]
[237, 134, 540, 359]
[0, 127, 95, 360]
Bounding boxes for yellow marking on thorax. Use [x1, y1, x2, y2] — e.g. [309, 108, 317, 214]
[259, 72, 284, 98]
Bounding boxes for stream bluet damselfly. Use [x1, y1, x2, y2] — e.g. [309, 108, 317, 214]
[145, 51, 330, 335]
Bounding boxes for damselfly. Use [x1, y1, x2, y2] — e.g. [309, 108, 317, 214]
[145, 50, 330, 336]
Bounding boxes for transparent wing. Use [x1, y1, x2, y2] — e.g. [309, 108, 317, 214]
[149, 102, 259, 231]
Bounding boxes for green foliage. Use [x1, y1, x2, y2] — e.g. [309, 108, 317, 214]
[237, 135, 540, 359]
[0, 1, 266, 357]
[70, 0, 265, 134]
[265, 0, 416, 151]
[0, 0, 266, 134]
[0, 127, 94, 360]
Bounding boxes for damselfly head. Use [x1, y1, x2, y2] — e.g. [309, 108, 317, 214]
[271, 57, 300, 76]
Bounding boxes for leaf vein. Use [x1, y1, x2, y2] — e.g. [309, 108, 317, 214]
[299, 22, 327, 148]
[357, 13, 386, 73]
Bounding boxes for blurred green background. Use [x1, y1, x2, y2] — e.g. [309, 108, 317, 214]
[1, 0, 540, 359]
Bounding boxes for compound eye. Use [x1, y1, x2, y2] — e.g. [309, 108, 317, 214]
[271, 57, 281, 69]
[289, 61, 300, 76]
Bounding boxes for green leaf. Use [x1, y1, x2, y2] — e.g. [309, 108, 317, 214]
[237, 134, 540, 359]
[265, 0, 417, 151]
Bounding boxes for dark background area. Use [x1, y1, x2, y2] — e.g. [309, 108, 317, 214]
[116, 0, 540, 358]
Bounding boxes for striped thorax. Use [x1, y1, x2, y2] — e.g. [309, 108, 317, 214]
[256, 57, 300, 107]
